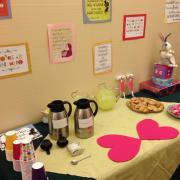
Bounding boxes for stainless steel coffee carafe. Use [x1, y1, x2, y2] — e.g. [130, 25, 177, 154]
[47, 100, 72, 140]
[74, 98, 98, 139]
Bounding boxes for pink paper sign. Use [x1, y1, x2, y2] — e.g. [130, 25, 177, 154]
[47, 23, 75, 64]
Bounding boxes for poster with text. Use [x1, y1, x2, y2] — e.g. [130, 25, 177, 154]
[93, 42, 112, 74]
[48, 24, 75, 63]
[123, 14, 147, 40]
[83, 0, 112, 24]
[165, 0, 180, 23]
[0, 0, 12, 20]
[0, 43, 31, 79]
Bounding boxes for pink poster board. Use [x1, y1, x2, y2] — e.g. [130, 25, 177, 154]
[47, 23, 75, 64]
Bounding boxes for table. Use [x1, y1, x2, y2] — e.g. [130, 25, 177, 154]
[0, 90, 179, 180]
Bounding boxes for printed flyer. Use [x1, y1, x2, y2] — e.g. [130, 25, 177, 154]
[123, 14, 147, 40]
[83, 0, 112, 23]
[0, 124, 42, 151]
[165, 0, 180, 23]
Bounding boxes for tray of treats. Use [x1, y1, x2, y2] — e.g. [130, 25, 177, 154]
[167, 104, 180, 119]
[126, 97, 164, 113]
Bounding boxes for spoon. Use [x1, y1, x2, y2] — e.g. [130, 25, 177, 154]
[70, 155, 91, 165]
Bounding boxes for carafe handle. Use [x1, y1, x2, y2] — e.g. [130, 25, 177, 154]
[63, 101, 72, 117]
[89, 100, 98, 117]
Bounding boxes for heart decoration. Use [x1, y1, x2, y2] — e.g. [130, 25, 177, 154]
[97, 135, 141, 162]
[137, 119, 179, 140]
[97, 119, 179, 163]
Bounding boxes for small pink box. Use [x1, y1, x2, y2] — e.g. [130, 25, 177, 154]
[153, 64, 173, 79]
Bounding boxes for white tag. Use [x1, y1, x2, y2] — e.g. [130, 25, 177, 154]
[52, 118, 68, 129]
[78, 117, 93, 128]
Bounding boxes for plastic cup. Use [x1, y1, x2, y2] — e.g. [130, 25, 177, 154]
[5, 131, 16, 150]
[13, 140, 21, 171]
[21, 138, 35, 161]
[20, 158, 36, 180]
[32, 162, 48, 180]
[13, 159, 21, 172]
[5, 149, 13, 161]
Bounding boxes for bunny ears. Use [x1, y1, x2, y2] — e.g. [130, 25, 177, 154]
[159, 33, 172, 42]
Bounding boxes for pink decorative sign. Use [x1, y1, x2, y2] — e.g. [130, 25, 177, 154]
[97, 135, 141, 162]
[137, 119, 179, 140]
[97, 119, 179, 162]
[123, 14, 147, 41]
[47, 23, 75, 64]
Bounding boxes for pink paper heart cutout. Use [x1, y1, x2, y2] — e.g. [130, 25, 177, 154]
[97, 135, 141, 162]
[137, 119, 179, 140]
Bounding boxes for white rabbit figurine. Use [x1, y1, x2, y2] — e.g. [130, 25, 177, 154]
[159, 33, 178, 67]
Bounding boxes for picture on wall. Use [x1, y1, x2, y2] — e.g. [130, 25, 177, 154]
[0, 43, 31, 79]
[93, 41, 112, 75]
[82, 0, 112, 24]
[48, 23, 75, 64]
[0, 0, 12, 20]
[165, 0, 180, 23]
[122, 14, 147, 41]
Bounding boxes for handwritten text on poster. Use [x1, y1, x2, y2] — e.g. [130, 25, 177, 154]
[0, 43, 31, 79]
[48, 24, 75, 63]
[83, 0, 112, 23]
[93, 42, 112, 74]
[165, 0, 180, 23]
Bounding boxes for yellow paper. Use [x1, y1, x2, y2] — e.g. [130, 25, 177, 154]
[85, 0, 111, 22]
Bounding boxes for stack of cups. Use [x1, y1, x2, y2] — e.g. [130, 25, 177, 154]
[12, 140, 21, 171]
[5, 131, 17, 161]
[20, 138, 36, 180]
[32, 162, 48, 180]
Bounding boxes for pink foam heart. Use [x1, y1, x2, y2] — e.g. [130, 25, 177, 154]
[97, 135, 141, 162]
[137, 119, 179, 140]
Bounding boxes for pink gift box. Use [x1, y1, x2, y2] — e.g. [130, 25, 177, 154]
[153, 64, 173, 79]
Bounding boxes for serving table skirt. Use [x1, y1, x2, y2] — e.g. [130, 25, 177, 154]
[36, 98, 180, 180]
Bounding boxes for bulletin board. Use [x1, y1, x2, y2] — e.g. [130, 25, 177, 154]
[0, 0, 180, 132]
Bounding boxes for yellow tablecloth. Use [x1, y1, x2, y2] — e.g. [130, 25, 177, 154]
[36, 98, 180, 180]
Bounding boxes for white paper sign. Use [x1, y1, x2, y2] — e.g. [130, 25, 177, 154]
[52, 119, 68, 129]
[123, 14, 146, 40]
[0, 43, 31, 79]
[78, 117, 93, 128]
[93, 42, 112, 74]
[165, 0, 180, 23]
